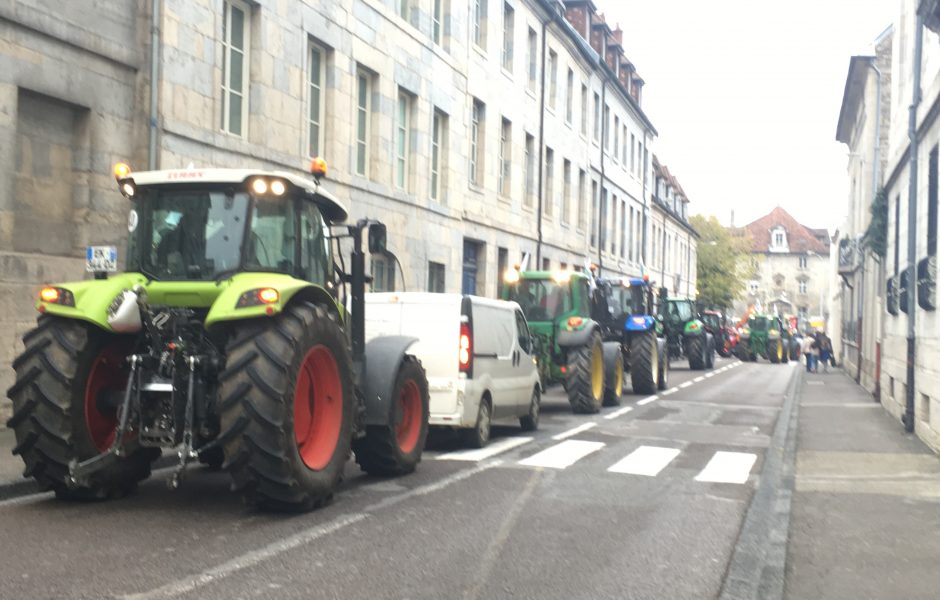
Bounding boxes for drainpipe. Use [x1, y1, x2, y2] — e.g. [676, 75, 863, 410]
[148, 0, 161, 170]
[535, 18, 547, 266]
[903, 12, 923, 433]
[598, 81, 607, 276]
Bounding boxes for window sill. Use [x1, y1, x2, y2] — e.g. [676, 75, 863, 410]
[501, 66, 514, 80]
[472, 44, 487, 59]
[468, 183, 486, 195]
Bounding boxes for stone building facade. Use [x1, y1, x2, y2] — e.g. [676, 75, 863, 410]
[731, 207, 831, 324]
[651, 156, 698, 297]
[0, 0, 697, 411]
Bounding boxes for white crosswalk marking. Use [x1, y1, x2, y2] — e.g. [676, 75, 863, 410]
[552, 422, 597, 440]
[603, 406, 634, 420]
[518, 440, 605, 469]
[694, 451, 757, 484]
[436, 436, 533, 461]
[607, 446, 680, 477]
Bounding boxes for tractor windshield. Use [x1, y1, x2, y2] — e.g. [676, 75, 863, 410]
[509, 279, 571, 321]
[665, 300, 693, 323]
[702, 313, 721, 330]
[609, 285, 647, 315]
[749, 317, 769, 331]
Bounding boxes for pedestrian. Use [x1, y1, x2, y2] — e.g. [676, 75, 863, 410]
[810, 332, 821, 373]
[801, 333, 816, 373]
[819, 332, 832, 374]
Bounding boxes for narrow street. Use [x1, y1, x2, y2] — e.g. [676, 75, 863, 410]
[0, 357, 798, 600]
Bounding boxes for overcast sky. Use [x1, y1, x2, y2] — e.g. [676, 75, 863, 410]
[606, 0, 895, 231]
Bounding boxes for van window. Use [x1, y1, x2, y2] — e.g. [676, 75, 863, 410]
[515, 310, 532, 354]
[473, 304, 514, 356]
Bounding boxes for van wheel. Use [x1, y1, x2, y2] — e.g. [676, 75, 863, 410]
[519, 387, 540, 432]
[464, 398, 492, 448]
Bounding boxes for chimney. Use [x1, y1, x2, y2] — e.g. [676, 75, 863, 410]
[563, 2, 590, 40]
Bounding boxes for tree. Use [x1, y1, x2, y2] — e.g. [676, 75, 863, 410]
[690, 214, 754, 311]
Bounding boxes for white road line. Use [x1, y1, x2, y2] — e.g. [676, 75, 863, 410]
[436, 436, 533, 461]
[694, 451, 758, 484]
[679, 381, 693, 389]
[518, 440, 605, 469]
[0, 491, 52, 509]
[693, 376, 705, 383]
[603, 406, 634, 420]
[636, 395, 658, 406]
[122, 461, 501, 600]
[607, 446, 681, 477]
[661, 387, 679, 396]
[704, 372, 716, 378]
[552, 422, 597, 440]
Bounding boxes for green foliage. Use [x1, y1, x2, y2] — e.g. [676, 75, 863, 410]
[689, 214, 752, 311]
[864, 187, 888, 258]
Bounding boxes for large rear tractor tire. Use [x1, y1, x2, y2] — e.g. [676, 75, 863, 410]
[602, 343, 624, 407]
[219, 303, 354, 512]
[6, 316, 158, 500]
[629, 331, 658, 395]
[565, 332, 604, 414]
[687, 334, 706, 370]
[352, 356, 429, 476]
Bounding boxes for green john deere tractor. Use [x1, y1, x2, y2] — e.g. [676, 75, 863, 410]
[6, 161, 431, 512]
[503, 269, 620, 413]
[659, 294, 715, 370]
[736, 314, 789, 364]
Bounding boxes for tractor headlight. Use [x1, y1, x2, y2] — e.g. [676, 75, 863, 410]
[237, 288, 280, 308]
[251, 178, 269, 195]
[38, 286, 75, 307]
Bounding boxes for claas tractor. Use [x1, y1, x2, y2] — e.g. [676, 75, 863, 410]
[6, 160, 430, 512]
[503, 268, 620, 413]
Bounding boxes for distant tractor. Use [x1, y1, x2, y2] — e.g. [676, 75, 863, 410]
[6, 160, 431, 511]
[700, 310, 736, 358]
[659, 294, 715, 370]
[503, 269, 620, 413]
[736, 314, 789, 364]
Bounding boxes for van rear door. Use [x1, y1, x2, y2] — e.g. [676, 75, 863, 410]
[470, 301, 518, 418]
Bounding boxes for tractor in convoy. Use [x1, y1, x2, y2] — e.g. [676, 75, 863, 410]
[591, 276, 669, 395]
[6, 160, 431, 512]
[700, 309, 737, 358]
[736, 313, 790, 364]
[503, 268, 619, 413]
[659, 293, 715, 370]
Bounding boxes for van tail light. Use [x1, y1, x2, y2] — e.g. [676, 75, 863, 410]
[459, 322, 472, 374]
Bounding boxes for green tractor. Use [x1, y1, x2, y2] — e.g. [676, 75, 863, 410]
[503, 269, 620, 413]
[736, 314, 789, 364]
[659, 294, 715, 370]
[6, 161, 431, 511]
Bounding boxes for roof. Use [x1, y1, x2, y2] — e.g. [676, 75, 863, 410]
[738, 206, 830, 253]
[835, 55, 875, 144]
[121, 168, 348, 223]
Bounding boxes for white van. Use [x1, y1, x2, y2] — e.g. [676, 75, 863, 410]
[365, 293, 542, 447]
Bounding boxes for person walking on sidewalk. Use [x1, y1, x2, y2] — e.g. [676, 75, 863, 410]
[819, 332, 832, 374]
[801, 333, 816, 373]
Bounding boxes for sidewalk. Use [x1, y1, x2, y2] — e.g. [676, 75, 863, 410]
[785, 368, 940, 599]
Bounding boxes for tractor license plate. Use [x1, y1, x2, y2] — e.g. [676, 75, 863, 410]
[86, 246, 118, 272]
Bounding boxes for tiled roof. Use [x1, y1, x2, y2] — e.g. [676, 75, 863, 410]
[738, 206, 830, 253]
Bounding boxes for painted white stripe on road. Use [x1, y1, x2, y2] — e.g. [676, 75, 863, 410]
[661, 387, 679, 396]
[694, 451, 758, 484]
[552, 422, 597, 440]
[0, 491, 52, 509]
[693, 376, 705, 383]
[519, 440, 605, 469]
[704, 372, 716, 378]
[603, 406, 634, 420]
[637, 395, 658, 406]
[679, 381, 693, 389]
[608, 446, 681, 477]
[437, 436, 533, 461]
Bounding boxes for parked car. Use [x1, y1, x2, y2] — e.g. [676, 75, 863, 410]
[365, 293, 542, 447]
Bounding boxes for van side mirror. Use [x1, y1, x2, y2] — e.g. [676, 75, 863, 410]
[368, 223, 387, 254]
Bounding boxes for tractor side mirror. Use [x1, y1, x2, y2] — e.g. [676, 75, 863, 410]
[368, 223, 387, 254]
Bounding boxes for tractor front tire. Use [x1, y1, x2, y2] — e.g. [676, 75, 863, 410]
[687, 335, 706, 370]
[565, 332, 604, 414]
[630, 331, 658, 395]
[657, 342, 670, 390]
[602, 343, 624, 407]
[6, 316, 158, 500]
[219, 303, 355, 512]
[769, 339, 782, 364]
[353, 356, 429, 475]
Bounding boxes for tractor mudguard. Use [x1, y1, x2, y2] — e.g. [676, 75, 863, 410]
[360, 335, 420, 426]
[35, 273, 147, 330]
[624, 315, 656, 332]
[557, 322, 600, 348]
[204, 274, 338, 328]
[683, 319, 706, 336]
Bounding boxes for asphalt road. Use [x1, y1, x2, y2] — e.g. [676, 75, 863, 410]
[0, 356, 798, 600]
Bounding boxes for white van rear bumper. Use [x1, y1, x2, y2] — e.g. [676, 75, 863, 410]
[429, 383, 480, 428]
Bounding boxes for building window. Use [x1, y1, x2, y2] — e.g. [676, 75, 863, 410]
[613, 116, 620, 162]
[799, 255, 808, 270]
[432, 0, 444, 45]
[355, 68, 372, 176]
[627, 206, 633, 261]
[428, 261, 446, 293]
[431, 109, 447, 201]
[799, 280, 808, 294]
[565, 69, 574, 124]
[593, 93, 600, 142]
[603, 104, 610, 150]
[580, 83, 588, 135]
[499, 118, 512, 198]
[629, 133, 636, 173]
[772, 227, 787, 250]
[929, 145, 938, 257]
[562, 159, 571, 224]
[590, 181, 598, 247]
[578, 169, 586, 230]
[544, 147, 554, 217]
[469, 98, 485, 186]
[473, 0, 486, 48]
[221, 0, 250, 136]
[548, 50, 558, 109]
[524, 133, 535, 208]
[501, 3, 514, 71]
[395, 90, 413, 190]
[622, 126, 628, 165]
[371, 256, 395, 292]
[601, 189, 609, 252]
[399, 0, 410, 21]
[527, 27, 537, 91]
[307, 42, 326, 157]
[894, 194, 901, 275]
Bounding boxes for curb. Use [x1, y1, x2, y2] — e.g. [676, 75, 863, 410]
[719, 364, 802, 600]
